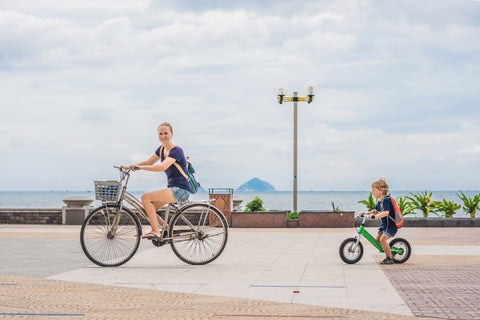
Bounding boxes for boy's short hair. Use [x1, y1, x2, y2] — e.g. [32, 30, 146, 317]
[372, 178, 389, 196]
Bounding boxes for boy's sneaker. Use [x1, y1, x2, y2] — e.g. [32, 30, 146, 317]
[380, 258, 394, 265]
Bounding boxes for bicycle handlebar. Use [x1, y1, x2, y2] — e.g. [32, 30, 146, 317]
[114, 166, 141, 173]
[358, 214, 375, 221]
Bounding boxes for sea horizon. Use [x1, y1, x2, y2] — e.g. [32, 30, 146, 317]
[1, 190, 479, 218]
[3, 189, 480, 193]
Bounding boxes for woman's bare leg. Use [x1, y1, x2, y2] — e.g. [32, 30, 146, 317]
[141, 188, 176, 235]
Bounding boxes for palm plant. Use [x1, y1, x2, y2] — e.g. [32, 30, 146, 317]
[331, 201, 341, 212]
[433, 199, 461, 218]
[396, 196, 415, 216]
[407, 191, 435, 218]
[358, 192, 377, 211]
[457, 192, 480, 218]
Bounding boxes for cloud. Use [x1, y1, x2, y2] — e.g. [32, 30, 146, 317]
[1, 0, 480, 191]
[458, 145, 480, 155]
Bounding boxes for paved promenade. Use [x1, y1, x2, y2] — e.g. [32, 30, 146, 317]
[1, 225, 479, 319]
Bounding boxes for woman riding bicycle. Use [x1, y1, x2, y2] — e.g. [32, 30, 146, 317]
[121, 122, 191, 239]
[361, 178, 398, 265]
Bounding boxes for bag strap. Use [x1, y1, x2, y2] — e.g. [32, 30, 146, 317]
[173, 162, 189, 180]
[160, 145, 189, 180]
[383, 195, 396, 222]
[159, 145, 165, 160]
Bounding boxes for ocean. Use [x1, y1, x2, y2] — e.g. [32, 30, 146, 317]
[0, 190, 479, 218]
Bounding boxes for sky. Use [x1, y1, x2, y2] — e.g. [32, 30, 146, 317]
[1, 0, 479, 192]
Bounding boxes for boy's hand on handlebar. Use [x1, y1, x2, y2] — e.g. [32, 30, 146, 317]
[359, 212, 376, 219]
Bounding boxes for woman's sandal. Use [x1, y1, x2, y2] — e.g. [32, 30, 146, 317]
[142, 230, 169, 239]
[142, 232, 161, 239]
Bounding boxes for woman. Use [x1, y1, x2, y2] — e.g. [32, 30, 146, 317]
[121, 122, 191, 239]
[361, 178, 398, 264]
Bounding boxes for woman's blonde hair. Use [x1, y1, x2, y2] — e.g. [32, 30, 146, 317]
[158, 122, 173, 134]
[372, 178, 389, 196]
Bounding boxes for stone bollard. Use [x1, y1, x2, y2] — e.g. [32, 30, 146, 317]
[62, 196, 94, 225]
[232, 197, 243, 212]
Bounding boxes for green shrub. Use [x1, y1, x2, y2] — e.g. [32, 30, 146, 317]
[244, 196, 266, 212]
[287, 212, 299, 220]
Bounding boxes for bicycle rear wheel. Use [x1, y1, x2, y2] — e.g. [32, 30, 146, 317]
[170, 203, 228, 265]
[80, 205, 141, 267]
[390, 238, 411, 264]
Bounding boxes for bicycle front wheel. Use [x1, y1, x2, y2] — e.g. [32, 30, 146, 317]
[170, 203, 228, 265]
[339, 237, 363, 264]
[80, 205, 141, 267]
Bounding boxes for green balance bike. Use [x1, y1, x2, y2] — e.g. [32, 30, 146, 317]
[339, 214, 411, 264]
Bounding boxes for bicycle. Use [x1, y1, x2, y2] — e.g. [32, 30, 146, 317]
[80, 167, 228, 267]
[339, 214, 411, 264]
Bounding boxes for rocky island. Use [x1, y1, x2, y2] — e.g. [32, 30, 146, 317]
[236, 177, 275, 191]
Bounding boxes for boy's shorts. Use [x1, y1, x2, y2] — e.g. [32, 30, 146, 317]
[378, 223, 398, 237]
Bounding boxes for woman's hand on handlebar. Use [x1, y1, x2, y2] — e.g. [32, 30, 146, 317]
[119, 165, 141, 171]
[119, 165, 130, 171]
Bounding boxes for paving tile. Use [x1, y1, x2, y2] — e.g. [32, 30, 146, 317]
[0, 274, 433, 320]
[2, 225, 480, 319]
[379, 255, 480, 320]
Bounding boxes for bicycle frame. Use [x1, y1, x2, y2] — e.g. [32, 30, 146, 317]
[84, 167, 229, 267]
[355, 216, 403, 254]
[105, 167, 214, 242]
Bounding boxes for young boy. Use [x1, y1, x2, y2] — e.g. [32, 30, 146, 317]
[361, 178, 398, 264]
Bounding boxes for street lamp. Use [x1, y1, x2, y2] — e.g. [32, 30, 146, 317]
[275, 81, 318, 213]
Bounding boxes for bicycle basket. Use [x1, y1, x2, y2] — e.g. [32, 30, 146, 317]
[94, 181, 121, 202]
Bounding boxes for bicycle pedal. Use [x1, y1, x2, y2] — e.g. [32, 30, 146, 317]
[151, 239, 166, 247]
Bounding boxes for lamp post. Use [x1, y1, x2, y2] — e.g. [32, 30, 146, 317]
[275, 82, 317, 213]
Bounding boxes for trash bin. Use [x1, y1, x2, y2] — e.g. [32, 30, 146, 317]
[209, 188, 233, 226]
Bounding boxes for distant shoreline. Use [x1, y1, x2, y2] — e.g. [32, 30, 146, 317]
[1, 190, 479, 193]
[1, 191, 479, 218]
